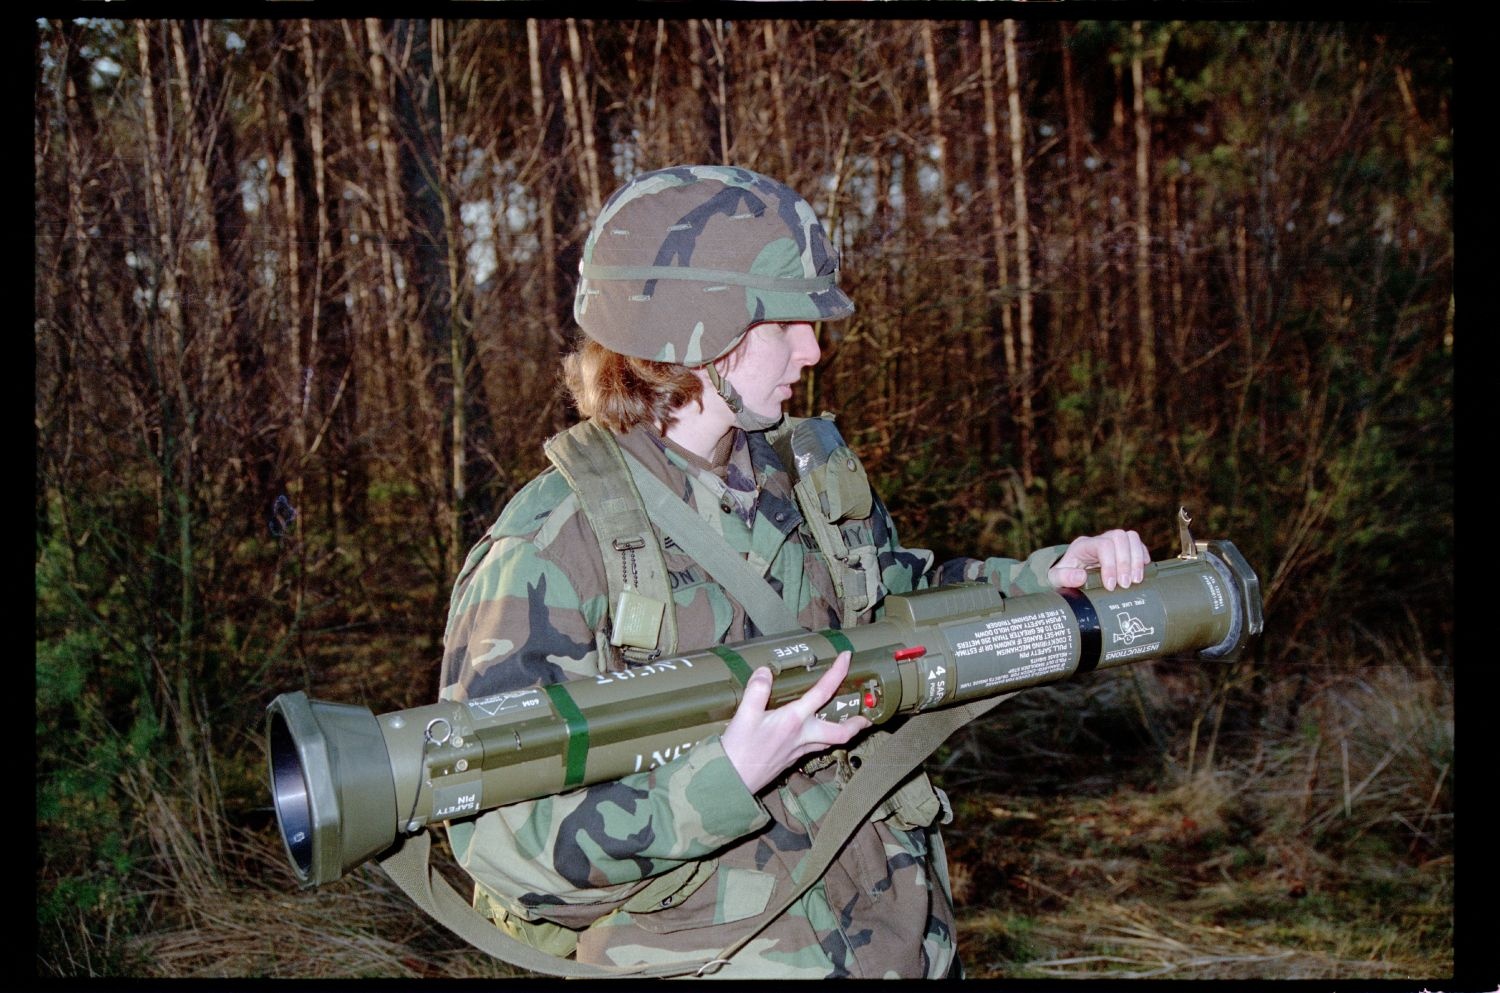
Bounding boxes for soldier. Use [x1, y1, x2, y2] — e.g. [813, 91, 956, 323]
[439, 165, 1149, 978]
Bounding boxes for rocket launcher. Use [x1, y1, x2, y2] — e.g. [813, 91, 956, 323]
[267, 512, 1261, 888]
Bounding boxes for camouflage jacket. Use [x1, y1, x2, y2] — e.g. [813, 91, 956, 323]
[439, 422, 1066, 978]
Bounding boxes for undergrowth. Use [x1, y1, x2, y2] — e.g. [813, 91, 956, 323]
[938, 653, 1453, 981]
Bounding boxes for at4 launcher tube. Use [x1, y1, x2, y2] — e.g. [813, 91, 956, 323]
[268, 522, 1261, 888]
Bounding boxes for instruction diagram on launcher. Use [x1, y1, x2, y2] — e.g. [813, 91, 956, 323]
[1101, 594, 1165, 662]
[947, 607, 1075, 691]
[1112, 611, 1155, 644]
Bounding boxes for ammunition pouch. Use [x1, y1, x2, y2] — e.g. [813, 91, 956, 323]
[875, 772, 952, 831]
[771, 414, 881, 627]
[473, 857, 720, 959]
[474, 886, 582, 959]
[805, 731, 952, 832]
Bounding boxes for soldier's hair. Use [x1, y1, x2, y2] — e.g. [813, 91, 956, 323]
[563, 338, 704, 433]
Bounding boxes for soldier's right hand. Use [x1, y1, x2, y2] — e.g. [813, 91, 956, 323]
[720, 650, 870, 794]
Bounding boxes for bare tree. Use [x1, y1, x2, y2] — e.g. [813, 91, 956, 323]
[981, 21, 1017, 458]
[1131, 21, 1156, 406]
[1003, 19, 1036, 485]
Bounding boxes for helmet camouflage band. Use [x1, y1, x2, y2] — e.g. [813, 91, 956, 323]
[573, 165, 855, 367]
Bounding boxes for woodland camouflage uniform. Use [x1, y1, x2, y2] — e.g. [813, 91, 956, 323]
[438, 164, 1068, 977]
[440, 425, 1066, 977]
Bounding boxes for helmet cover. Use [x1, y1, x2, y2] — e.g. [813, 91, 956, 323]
[573, 165, 854, 367]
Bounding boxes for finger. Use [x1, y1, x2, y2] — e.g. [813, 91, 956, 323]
[1130, 531, 1150, 583]
[1094, 534, 1120, 590]
[737, 665, 774, 719]
[721, 668, 775, 776]
[1115, 529, 1144, 585]
[1050, 566, 1085, 589]
[1050, 536, 1089, 588]
[794, 650, 853, 720]
[804, 713, 871, 748]
[1113, 529, 1138, 587]
[1048, 551, 1086, 588]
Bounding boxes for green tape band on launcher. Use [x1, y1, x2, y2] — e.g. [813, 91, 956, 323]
[709, 645, 753, 685]
[542, 683, 590, 788]
[821, 629, 854, 655]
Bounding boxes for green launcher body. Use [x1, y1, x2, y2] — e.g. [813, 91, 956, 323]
[269, 536, 1262, 888]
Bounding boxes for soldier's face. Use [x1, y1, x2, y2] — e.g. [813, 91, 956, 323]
[722, 321, 821, 418]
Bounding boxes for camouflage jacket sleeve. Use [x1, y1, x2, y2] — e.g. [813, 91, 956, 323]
[440, 470, 770, 928]
[928, 544, 1071, 596]
[863, 490, 1069, 601]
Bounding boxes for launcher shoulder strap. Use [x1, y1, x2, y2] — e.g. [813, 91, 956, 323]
[544, 420, 678, 664]
[378, 690, 1019, 979]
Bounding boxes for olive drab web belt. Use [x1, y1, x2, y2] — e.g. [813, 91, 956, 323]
[378, 690, 1019, 978]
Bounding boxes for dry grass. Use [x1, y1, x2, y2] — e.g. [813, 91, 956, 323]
[112, 792, 520, 979]
[965, 899, 1419, 980]
[942, 660, 1454, 982]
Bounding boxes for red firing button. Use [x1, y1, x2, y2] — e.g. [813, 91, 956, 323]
[893, 645, 927, 661]
[863, 689, 879, 708]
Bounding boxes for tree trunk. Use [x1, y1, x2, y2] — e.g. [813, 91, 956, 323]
[710, 19, 731, 162]
[526, 20, 564, 349]
[1102, 60, 1128, 370]
[179, 21, 277, 539]
[980, 22, 1016, 457]
[1003, 19, 1036, 487]
[364, 16, 416, 444]
[135, 16, 216, 864]
[563, 19, 603, 215]
[1059, 23, 1092, 355]
[920, 22, 950, 223]
[763, 22, 792, 177]
[296, 19, 362, 545]
[1131, 22, 1156, 407]
[528, 21, 585, 427]
[392, 18, 459, 582]
[431, 20, 468, 580]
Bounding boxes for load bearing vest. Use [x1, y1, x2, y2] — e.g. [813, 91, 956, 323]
[543, 414, 881, 666]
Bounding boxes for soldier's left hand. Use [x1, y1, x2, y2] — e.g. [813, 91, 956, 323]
[1048, 528, 1150, 591]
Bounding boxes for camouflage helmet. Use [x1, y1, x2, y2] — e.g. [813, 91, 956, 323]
[573, 165, 854, 367]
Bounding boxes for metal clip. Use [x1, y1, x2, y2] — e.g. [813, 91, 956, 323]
[1177, 506, 1198, 560]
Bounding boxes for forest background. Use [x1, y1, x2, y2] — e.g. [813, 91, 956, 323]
[34, 15, 1458, 982]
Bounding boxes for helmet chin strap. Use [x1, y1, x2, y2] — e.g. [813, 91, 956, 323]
[704, 363, 783, 433]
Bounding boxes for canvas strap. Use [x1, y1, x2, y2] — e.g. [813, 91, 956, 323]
[618, 446, 804, 638]
[376, 690, 1017, 978]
